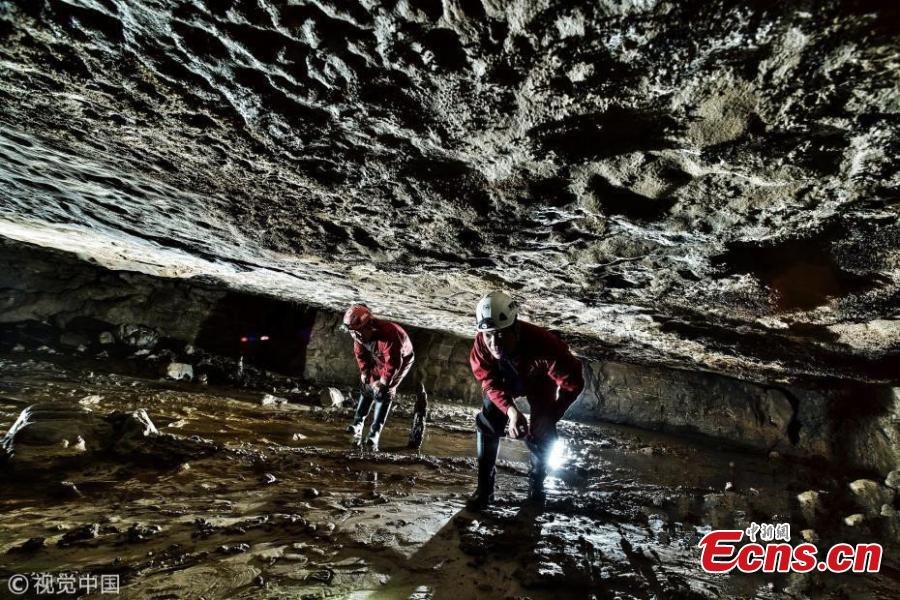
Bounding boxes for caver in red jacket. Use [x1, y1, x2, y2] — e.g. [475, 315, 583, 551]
[353, 319, 414, 395]
[469, 321, 584, 424]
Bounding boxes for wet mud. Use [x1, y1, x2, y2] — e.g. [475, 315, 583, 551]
[0, 353, 897, 599]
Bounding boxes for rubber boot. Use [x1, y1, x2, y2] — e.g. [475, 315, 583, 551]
[467, 431, 500, 510]
[407, 384, 428, 450]
[347, 388, 374, 442]
[365, 397, 393, 451]
[527, 441, 552, 503]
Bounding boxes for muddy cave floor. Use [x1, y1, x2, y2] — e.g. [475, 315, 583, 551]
[0, 355, 897, 600]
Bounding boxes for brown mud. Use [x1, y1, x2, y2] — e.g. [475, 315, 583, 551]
[0, 353, 897, 599]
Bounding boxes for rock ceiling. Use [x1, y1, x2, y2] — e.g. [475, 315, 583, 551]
[0, 0, 898, 384]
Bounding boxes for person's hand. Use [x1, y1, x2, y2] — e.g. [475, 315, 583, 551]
[373, 381, 388, 399]
[506, 406, 529, 439]
[360, 372, 369, 386]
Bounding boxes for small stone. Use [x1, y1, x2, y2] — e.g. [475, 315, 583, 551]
[885, 470, 900, 490]
[11, 344, 25, 352]
[165, 362, 194, 382]
[881, 504, 897, 518]
[126, 523, 162, 543]
[218, 543, 250, 555]
[99, 331, 115, 345]
[768, 451, 780, 460]
[57, 523, 101, 547]
[797, 490, 820, 523]
[319, 387, 345, 408]
[638, 446, 655, 456]
[292, 433, 308, 441]
[262, 473, 277, 485]
[79, 395, 102, 406]
[844, 513, 865, 527]
[51, 481, 83, 499]
[77, 344, 87, 353]
[304, 487, 320, 499]
[724, 481, 734, 491]
[800, 529, 818, 543]
[184, 344, 196, 355]
[117, 324, 158, 349]
[178, 462, 191, 473]
[260, 393, 287, 406]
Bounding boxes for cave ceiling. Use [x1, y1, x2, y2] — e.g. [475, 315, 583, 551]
[0, 0, 898, 385]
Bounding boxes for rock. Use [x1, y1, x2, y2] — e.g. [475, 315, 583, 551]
[117, 324, 159, 349]
[126, 523, 161, 543]
[319, 387, 344, 408]
[881, 504, 897, 518]
[844, 514, 865, 527]
[98, 331, 115, 345]
[57, 523, 101, 547]
[107, 409, 160, 455]
[885, 470, 900, 490]
[292, 433, 308, 441]
[848, 479, 894, 516]
[0, 404, 193, 473]
[724, 481, 733, 492]
[261, 473, 277, 485]
[796, 490, 821, 524]
[165, 362, 194, 381]
[218, 543, 250, 555]
[79, 395, 102, 406]
[8, 537, 46, 554]
[51, 481, 83, 499]
[260, 394, 287, 407]
[304, 488, 320, 499]
[184, 344, 195, 355]
[638, 446, 655, 456]
[800, 529, 818, 543]
[11, 344, 25, 352]
[0, 404, 115, 471]
[768, 451, 781, 460]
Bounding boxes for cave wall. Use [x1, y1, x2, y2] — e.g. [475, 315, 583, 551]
[2, 239, 896, 474]
[569, 361, 898, 475]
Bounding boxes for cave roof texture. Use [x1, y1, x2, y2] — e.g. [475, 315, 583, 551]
[0, 0, 898, 386]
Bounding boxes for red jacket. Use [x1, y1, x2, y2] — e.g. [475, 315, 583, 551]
[353, 319, 414, 388]
[470, 321, 584, 421]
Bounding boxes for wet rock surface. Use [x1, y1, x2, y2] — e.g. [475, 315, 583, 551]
[0, 0, 897, 385]
[0, 355, 898, 598]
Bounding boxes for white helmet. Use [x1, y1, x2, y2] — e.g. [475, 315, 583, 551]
[475, 291, 518, 331]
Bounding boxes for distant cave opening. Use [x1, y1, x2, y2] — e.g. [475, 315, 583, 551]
[194, 293, 317, 376]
